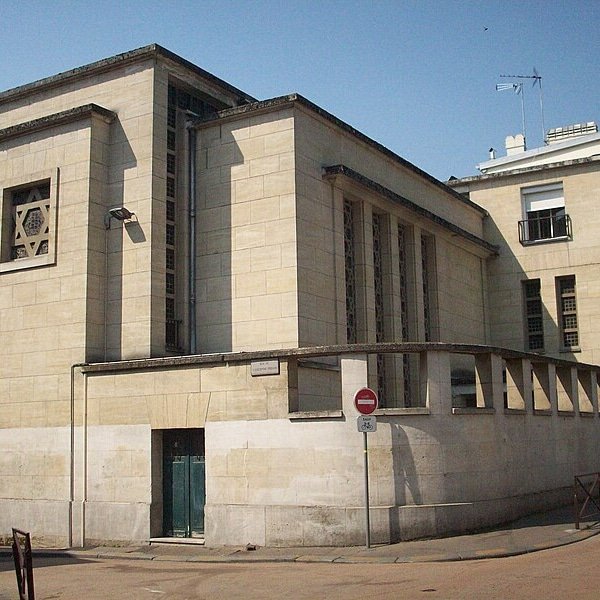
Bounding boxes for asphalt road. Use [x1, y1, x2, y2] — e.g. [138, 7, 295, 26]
[2, 534, 599, 600]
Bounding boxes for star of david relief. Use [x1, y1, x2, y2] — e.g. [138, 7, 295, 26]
[11, 186, 51, 259]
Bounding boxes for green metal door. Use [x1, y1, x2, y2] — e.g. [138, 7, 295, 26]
[163, 429, 205, 537]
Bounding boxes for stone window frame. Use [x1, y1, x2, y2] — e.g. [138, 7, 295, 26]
[522, 278, 544, 352]
[0, 168, 59, 273]
[556, 274, 580, 352]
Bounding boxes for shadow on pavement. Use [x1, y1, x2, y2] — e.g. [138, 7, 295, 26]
[0, 555, 94, 573]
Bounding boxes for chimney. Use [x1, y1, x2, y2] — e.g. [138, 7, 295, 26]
[546, 121, 598, 144]
[505, 133, 526, 155]
[489, 147, 496, 160]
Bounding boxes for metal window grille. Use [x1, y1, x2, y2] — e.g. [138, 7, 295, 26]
[558, 275, 579, 349]
[166, 223, 175, 246]
[398, 224, 411, 405]
[166, 177, 175, 198]
[372, 214, 387, 403]
[167, 107, 177, 129]
[166, 87, 179, 350]
[166, 200, 175, 222]
[523, 279, 544, 351]
[167, 153, 176, 175]
[166, 273, 175, 295]
[344, 200, 357, 344]
[421, 236, 431, 342]
[167, 129, 176, 151]
[166, 248, 175, 271]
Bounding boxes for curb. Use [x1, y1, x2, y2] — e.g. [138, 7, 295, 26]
[1, 527, 598, 565]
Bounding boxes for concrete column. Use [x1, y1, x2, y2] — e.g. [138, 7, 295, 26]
[506, 358, 533, 412]
[420, 350, 451, 414]
[287, 358, 299, 412]
[475, 352, 503, 409]
[591, 371, 599, 417]
[341, 354, 368, 416]
[556, 365, 577, 413]
[532, 362, 554, 412]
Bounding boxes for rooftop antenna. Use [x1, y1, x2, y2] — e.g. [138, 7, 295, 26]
[496, 82, 526, 142]
[500, 69, 545, 143]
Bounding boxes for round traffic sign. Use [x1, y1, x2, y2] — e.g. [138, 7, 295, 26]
[354, 387, 378, 415]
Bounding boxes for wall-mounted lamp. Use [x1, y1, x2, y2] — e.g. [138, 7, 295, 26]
[105, 206, 135, 229]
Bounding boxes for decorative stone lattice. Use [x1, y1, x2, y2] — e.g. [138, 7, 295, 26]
[372, 213, 387, 404]
[398, 224, 412, 405]
[11, 184, 50, 260]
[421, 236, 431, 342]
[343, 200, 357, 344]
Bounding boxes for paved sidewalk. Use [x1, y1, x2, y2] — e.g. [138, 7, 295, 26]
[2, 505, 599, 565]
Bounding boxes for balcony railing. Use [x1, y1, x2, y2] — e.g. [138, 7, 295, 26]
[519, 213, 572, 244]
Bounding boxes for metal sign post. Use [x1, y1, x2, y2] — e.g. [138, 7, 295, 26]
[354, 388, 378, 549]
[363, 429, 371, 549]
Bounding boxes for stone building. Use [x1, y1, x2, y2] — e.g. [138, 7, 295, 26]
[1, 46, 599, 547]
[449, 122, 600, 365]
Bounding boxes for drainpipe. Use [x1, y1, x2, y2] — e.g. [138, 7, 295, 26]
[69, 362, 88, 547]
[187, 121, 197, 354]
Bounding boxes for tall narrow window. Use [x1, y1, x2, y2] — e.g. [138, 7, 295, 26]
[523, 279, 544, 351]
[398, 223, 411, 405]
[165, 83, 220, 352]
[165, 84, 179, 351]
[557, 275, 579, 350]
[344, 199, 357, 344]
[421, 235, 432, 342]
[372, 213, 387, 403]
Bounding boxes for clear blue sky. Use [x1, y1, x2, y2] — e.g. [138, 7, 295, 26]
[1, 0, 598, 180]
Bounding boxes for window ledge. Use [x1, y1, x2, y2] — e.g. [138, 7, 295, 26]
[504, 408, 527, 415]
[579, 412, 596, 418]
[452, 407, 495, 415]
[0, 255, 55, 273]
[375, 407, 430, 416]
[557, 410, 575, 417]
[520, 235, 571, 247]
[288, 410, 343, 420]
[534, 409, 553, 416]
[560, 346, 581, 353]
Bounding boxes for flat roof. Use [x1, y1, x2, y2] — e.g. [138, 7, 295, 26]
[477, 131, 600, 173]
[194, 93, 487, 216]
[0, 44, 257, 106]
[449, 155, 600, 187]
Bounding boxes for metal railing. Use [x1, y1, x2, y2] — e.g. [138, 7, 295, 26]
[12, 528, 34, 600]
[519, 214, 572, 244]
[574, 472, 600, 529]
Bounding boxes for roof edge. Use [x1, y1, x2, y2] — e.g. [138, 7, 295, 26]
[0, 44, 256, 106]
[0, 104, 116, 143]
[194, 93, 487, 216]
[449, 155, 600, 186]
[323, 165, 497, 255]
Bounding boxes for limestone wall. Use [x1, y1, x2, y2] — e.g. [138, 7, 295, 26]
[471, 162, 600, 363]
[196, 108, 298, 353]
[5, 349, 595, 547]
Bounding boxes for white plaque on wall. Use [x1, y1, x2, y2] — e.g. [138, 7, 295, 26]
[251, 359, 280, 376]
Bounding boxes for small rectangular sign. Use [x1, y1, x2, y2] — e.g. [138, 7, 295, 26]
[251, 359, 280, 377]
[357, 415, 377, 433]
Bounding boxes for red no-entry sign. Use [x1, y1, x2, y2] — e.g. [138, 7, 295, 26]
[354, 387, 378, 415]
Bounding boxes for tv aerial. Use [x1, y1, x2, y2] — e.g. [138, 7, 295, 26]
[498, 68, 546, 143]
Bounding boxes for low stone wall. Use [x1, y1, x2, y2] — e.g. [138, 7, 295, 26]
[5, 345, 596, 547]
